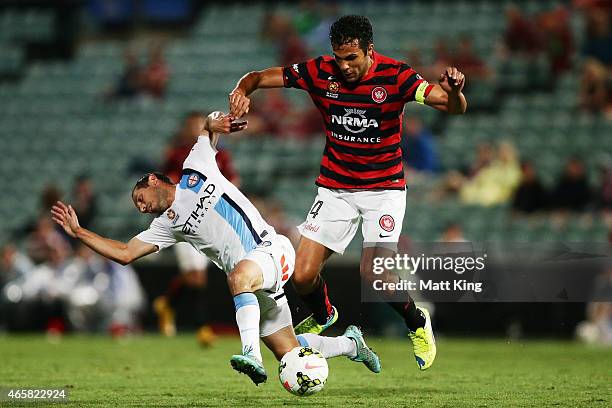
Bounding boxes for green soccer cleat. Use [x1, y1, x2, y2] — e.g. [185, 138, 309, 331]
[343, 325, 381, 373]
[230, 352, 267, 385]
[294, 306, 338, 335]
[408, 307, 436, 370]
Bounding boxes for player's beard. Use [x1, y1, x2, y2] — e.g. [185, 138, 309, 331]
[155, 188, 169, 214]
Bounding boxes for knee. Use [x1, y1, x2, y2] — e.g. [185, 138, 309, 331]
[227, 268, 252, 294]
[292, 261, 319, 292]
[226, 272, 237, 291]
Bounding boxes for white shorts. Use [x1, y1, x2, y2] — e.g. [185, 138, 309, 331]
[174, 243, 209, 272]
[243, 234, 295, 337]
[243, 234, 295, 294]
[297, 187, 406, 254]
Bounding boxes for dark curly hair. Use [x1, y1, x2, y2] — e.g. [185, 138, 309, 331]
[329, 15, 373, 53]
[132, 172, 173, 196]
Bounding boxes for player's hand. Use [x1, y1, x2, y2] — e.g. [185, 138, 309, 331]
[228, 90, 251, 118]
[206, 111, 248, 134]
[438, 66, 465, 94]
[50, 201, 81, 238]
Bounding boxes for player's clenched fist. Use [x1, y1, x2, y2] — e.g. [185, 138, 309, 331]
[438, 66, 465, 93]
[206, 111, 247, 134]
[228, 90, 251, 118]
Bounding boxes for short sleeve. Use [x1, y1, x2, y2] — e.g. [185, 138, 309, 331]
[136, 218, 177, 252]
[282, 59, 317, 91]
[398, 64, 433, 104]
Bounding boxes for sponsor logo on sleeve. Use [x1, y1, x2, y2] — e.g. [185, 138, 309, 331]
[166, 209, 180, 225]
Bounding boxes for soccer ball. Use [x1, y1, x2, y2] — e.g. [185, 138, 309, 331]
[278, 346, 328, 396]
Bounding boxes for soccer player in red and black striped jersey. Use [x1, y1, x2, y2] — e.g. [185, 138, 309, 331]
[229, 15, 467, 371]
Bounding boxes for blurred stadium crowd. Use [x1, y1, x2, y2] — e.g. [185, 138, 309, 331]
[0, 0, 610, 344]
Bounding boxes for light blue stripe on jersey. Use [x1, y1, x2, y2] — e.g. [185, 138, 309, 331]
[214, 196, 258, 252]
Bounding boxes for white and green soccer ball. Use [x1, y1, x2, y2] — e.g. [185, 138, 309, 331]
[278, 346, 328, 396]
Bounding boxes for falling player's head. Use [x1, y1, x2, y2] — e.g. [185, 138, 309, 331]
[329, 15, 374, 83]
[131, 172, 174, 215]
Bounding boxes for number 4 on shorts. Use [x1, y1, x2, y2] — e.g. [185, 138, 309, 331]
[309, 201, 323, 219]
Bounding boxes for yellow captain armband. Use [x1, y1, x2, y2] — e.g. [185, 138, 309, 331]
[415, 81, 430, 105]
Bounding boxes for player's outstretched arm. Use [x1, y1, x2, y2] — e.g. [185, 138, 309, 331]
[425, 66, 467, 114]
[229, 67, 284, 118]
[51, 201, 157, 265]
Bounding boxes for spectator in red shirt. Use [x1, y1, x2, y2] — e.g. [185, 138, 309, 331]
[538, 6, 574, 77]
[143, 45, 170, 100]
[503, 5, 541, 56]
[451, 36, 491, 81]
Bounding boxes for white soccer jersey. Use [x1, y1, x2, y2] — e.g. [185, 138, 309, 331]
[136, 135, 276, 274]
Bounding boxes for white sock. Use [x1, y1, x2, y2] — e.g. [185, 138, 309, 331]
[297, 333, 357, 358]
[233, 293, 262, 362]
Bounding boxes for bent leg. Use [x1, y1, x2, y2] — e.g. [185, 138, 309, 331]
[228, 260, 265, 361]
[359, 190, 426, 332]
[294, 188, 360, 325]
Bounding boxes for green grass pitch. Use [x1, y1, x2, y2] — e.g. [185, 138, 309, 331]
[0, 334, 610, 407]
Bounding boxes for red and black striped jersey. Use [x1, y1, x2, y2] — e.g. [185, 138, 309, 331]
[283, 51, 434, 190]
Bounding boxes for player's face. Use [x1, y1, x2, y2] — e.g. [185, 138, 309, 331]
[332, 40, 373, 83]
[132, 185, 169, 215]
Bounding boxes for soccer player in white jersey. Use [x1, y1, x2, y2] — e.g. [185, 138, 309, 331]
[51, 111, 380, 385]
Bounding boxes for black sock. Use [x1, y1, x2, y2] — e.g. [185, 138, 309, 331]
[301, 277, 334, 325]
[387, 300, 425, 331]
